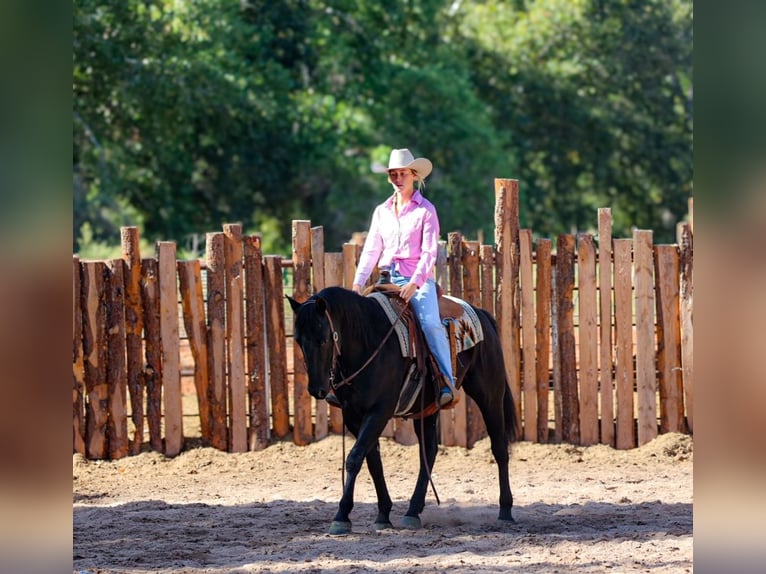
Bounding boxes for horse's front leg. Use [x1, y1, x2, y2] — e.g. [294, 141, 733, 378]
[329, 412, 391, 535]
[403, 412, 439, 529]
[365, 440, 394, 530]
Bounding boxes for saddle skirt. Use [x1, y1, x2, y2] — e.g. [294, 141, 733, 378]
[367, 291, 484, 417]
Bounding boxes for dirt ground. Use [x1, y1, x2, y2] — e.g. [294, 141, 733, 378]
[73, 430, 692, 573]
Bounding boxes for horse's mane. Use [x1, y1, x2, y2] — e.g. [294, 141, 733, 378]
[315, 286, 390, 350]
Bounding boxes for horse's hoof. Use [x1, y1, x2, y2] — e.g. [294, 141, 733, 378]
[373, 521, 394, 531]
[328, 520, 352, 535]
[497, 510, 515, 523]
[401, 516, 422, 530]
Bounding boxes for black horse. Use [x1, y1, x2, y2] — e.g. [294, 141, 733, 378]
[288, 286, 518, 534]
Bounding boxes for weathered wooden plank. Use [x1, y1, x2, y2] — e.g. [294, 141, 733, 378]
[106, 259, 128, 459]
[613, 239, 635, 449]
[178, 260, 211, 444]
[535, 239, 552, 443]
[141, 258, 163, 452]
[82, 261, 107, 459]
[120, 227, 144, 454]
[556, 235, 579, 444]
[551, 263, 562, 443]
[654, 245, 684, 433]
[633, 230, 657, 446]
[292, 220, 313, 446]
[158, 242, 183, 456]
[264, 255, 290, 438]
[677, 221, 693, 432]
[435, 240, 448, 290]
[519, 230, 537, 441]
[480, 245, 495, 315]
[441, 232, 462, 447]
[205, 233, 228, 451]
[311, 227, 329, 440]
[244, 235, 269, 451]
[342, 243, 358, 290]
[223, 223, 247, 453]
[577, 234, 599, 445]
[72, 257, 85, 455]
[494, 179, 521, 421]
[324, 252, 345, 435]
[463, 240, 486, 448]
[598, 209, 615, 446]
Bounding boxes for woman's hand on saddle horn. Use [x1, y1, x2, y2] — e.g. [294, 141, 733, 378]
[399, 282, 418, 303]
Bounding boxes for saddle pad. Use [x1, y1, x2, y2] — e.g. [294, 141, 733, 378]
[367, 292, 411, 357]
[367, 292, 484, 357]
[441, 295, 484, 353]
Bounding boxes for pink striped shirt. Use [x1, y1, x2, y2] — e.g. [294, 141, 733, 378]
[353, 190, 440, 288]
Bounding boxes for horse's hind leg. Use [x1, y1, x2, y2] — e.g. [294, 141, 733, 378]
[403, 413, 439, 529]
[474, 393, 514, 522]
[365, 441, 394, 530]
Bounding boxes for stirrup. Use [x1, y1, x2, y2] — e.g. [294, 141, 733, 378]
[438, 386, 454, 407]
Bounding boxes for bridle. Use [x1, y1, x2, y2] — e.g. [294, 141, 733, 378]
[323, 302, 410, 391]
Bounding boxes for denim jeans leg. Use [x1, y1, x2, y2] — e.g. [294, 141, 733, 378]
[392, 272, 454, 384]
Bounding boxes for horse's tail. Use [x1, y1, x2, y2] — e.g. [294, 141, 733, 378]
[478, 307, 519, 445]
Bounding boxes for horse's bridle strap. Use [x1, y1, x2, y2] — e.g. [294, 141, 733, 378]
[324, 301, 410, 389]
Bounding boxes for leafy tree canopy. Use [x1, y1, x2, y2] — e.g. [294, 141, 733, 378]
[74, 0, 692, 256]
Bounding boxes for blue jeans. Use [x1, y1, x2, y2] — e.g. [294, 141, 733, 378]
[391, 271, 455, 385]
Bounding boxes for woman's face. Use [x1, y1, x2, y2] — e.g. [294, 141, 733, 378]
[388, 169, 415, 193]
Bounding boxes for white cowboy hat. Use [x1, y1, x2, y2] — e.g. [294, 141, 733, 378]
[371, 148, 433, 180]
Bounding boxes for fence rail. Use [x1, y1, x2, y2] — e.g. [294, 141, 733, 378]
[73, 181, 693, 459]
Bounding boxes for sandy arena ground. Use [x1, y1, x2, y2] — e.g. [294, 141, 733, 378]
[73, 430, 692, 573]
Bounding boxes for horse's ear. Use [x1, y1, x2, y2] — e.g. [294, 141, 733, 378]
[315, 296, 327, 315]
[286, 295, 302, 313]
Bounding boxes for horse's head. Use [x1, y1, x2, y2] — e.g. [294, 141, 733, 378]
[287, 294, 337, 401]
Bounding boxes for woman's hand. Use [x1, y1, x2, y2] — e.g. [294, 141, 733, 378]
[399, 282, 418, 302]
[351, 284, 362, 294]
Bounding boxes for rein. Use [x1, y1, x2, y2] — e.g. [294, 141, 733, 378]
[324, 300, 410, 391]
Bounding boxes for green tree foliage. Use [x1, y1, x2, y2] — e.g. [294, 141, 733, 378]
[74, 0, 692, 254]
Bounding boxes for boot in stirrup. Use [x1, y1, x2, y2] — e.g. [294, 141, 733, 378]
[438, 376, 457, 407]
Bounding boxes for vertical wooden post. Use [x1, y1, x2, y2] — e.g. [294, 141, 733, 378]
[106, 259, 128, 459]
[633, 229, 657, 446]
[244, 235, 269, 451]
[73, 257, 86, 455]
[598, 209, 615, 446]
[494, 179, 521, 421]
[654, 245, 684, 433]
[519, 230, 537, 441]
[82, 261, 108, 459]
[324, 252, 345, 435]
[223, 223, 247, 453]
[577, 234, 599, 445]
[436, 241, 448, 288]
[342, 243, 358, 289]
[551, 263, 562, 443]
[463, 240, 485, 448]
[311, 227, 329, 440]
[613, 239, 635, 449]
[480, 245, 495, 314]
[556, 235, 579, 444]
[535, 239, 552, 443]
[677, 221, 693, 432]
[292, 220, 313, 446]
[178, 260, 211, 443]
[205, 233, 228, 451]
[441, 232, 463, 447]
[120, 227, 144, 454]
[158, 242, 183, 456]
[264, 256, 290, 438]
[141, 258, 163, 452]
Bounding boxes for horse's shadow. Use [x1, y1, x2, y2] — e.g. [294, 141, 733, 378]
[73, 498, 692, 571]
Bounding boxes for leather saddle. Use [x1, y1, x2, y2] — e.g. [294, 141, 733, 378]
[363, 274, 466, 418]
